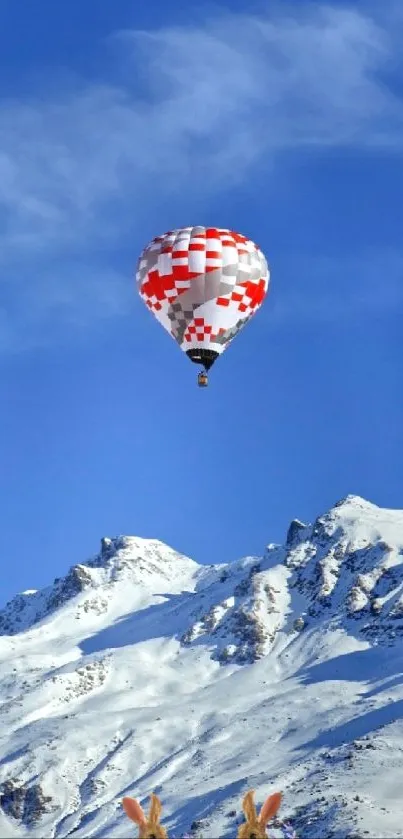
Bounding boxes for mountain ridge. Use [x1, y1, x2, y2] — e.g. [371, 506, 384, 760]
[1, 494, 403, 838]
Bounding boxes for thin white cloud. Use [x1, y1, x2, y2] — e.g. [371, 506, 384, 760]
[0, 262, 133, 354]
[266, 250, 403, 328]
[0, 3, 402, 350]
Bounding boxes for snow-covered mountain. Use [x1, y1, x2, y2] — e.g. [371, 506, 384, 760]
[1, 495, 403, 838]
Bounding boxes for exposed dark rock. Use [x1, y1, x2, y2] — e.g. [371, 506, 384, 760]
[286, 518, 306, 547]
[0, 780, 53, 825]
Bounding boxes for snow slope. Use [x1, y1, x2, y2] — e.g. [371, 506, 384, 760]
[1, 496, 403, 838]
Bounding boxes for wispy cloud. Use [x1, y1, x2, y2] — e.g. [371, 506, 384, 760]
[0, 2, 402, 350]
[0, 263, 133, 354]
[266, 249, 403, 328]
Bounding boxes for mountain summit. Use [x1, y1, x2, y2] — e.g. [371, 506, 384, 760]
[1, 495, 403, 838]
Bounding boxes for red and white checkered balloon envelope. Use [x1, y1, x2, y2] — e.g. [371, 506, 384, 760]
[136, 226, 270, 382]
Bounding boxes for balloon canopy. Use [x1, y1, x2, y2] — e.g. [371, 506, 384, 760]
[136, 226, 270, 371]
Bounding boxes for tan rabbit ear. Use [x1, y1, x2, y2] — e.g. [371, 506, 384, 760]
[258, 792, 282, 826]
[149, 792, 162, 823]
[242, 790, 257, 822]
[122, 797, 147, 825]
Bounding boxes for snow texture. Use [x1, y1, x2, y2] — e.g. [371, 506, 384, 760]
[1, 496, 403, 837]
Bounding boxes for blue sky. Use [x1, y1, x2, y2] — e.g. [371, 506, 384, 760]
[1, 0, 402, 606]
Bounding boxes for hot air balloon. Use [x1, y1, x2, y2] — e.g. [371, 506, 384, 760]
[136, 226, 270, 386]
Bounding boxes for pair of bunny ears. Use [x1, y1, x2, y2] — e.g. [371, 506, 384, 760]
[122, 788, 286, 838]
[237, 790, 282, 838]
[122, 793, 167, 838]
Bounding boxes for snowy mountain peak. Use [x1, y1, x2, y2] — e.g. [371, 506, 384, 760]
[1, 497, 403, 838]
[0, 537, 199, 637]
[333, 493, 375, 508]
[323, 493, 400, 524]
[283, 496, 403, 645]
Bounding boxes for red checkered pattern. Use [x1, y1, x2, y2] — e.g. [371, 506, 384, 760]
[183, 317, 214, 343]
[183, 323, 240, 344]
[141, 269, 192, 312]
[137, 227, 266, 309]
[216, 278, 267, 312]
[136, 226, 270, 360]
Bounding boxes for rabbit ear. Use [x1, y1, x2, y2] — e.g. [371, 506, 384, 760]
[242, 790, 257, 822]
[122, 797, 147, 825]
[149, 793, 162, 823]
[258, 792, 282, 826]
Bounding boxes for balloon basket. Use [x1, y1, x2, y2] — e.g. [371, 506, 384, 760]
[197, 371, 208, 387]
